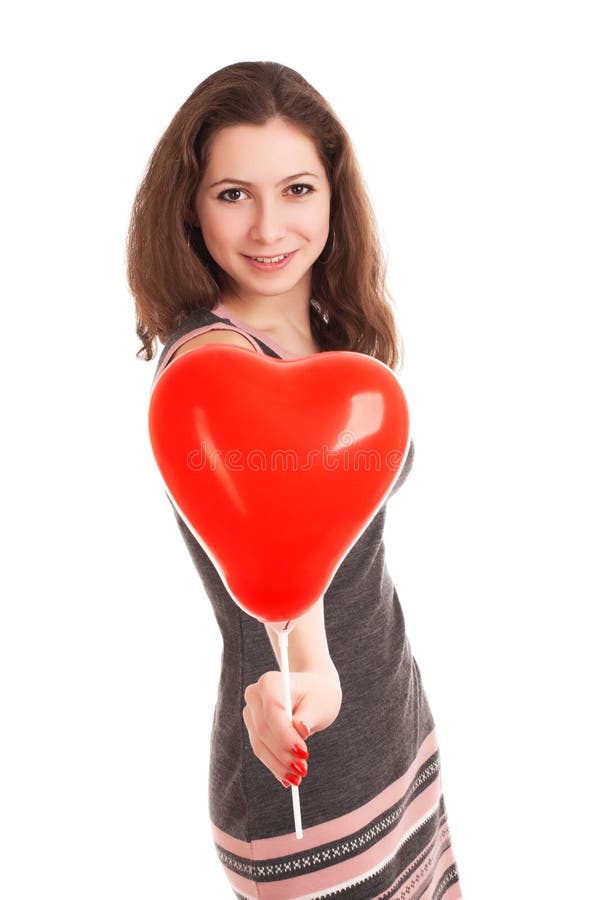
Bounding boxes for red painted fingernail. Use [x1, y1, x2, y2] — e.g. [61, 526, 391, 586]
[291, 744, 309, 759]
[290, 760, 308, 776]
[281, 778, 291, 788]
[285, 772, 301, 786]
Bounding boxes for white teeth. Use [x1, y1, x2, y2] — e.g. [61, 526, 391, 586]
[251, 254, 288, 263]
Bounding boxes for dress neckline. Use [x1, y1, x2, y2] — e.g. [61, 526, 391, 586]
[212, 302, 321, 359]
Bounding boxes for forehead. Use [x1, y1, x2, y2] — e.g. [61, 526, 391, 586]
[204, 119, 323, 177]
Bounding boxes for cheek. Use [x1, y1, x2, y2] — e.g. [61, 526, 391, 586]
[314, 195, 331, 232]
[298, 200, 330, 238]
[200, 209, 238, 249]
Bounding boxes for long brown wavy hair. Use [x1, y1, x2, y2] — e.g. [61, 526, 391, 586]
[126, 61, 403, 369]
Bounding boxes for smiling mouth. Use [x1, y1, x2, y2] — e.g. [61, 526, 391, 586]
[244, 252, 295, 262]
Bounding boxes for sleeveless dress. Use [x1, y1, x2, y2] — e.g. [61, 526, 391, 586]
[151, 303, 462, 899]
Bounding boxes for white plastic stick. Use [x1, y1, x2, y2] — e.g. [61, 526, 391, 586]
[277, 629, 303, 840]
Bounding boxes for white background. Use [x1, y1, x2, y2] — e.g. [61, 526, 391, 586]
[1, 2, 598, 897]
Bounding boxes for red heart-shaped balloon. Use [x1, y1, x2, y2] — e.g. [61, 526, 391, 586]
[148, 346, 410, 625]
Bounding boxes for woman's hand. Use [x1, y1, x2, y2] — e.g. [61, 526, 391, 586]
[242, 667, 342, 787]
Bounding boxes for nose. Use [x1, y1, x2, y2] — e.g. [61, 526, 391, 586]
[249, 198, 286, 245]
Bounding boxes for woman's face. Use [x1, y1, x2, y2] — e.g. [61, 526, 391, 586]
[192, 118, 331, 306]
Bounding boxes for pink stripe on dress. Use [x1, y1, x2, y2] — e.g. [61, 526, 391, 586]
[439, 883, 463, 900]
[219, 869, 260, 899]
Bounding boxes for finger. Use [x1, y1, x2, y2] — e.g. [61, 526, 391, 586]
[261, 705, 312, 779]
[243, 706, 305, 785]
[291, 718, 311, 743]
[256, 733, 306, 786]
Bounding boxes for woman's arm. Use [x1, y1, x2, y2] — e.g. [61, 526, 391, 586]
[264, 596, 337, 676]
[242, 598, 342, 788]
[244, 612, 341, 791]
[243, 664, 342, 787]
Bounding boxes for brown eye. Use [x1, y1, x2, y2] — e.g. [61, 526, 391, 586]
[218, 188, 246, 203]
[287, 184, 314, 197]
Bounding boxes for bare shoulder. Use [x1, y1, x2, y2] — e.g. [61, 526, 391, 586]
[170, 328, 258, 363]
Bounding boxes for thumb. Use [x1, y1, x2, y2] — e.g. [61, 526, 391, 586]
[291, 714, 311, 741]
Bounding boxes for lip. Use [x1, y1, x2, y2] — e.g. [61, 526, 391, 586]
[243, 250, 297, 271]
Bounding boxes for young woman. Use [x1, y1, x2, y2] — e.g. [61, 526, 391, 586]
[127, 61, 462, 900]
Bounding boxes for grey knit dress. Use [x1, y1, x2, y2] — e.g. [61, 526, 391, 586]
[151, 304, 462, 899]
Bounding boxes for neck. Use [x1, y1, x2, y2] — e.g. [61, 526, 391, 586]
[219, 294, 313, 337]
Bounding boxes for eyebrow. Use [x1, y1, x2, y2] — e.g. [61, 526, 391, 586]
[209, 172, 320, 189]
